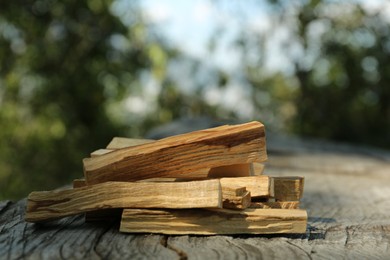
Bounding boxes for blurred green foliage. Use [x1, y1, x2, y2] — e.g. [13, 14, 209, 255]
[1, 0, 389, 200]
[0, 0, 217, 200]
[0, 0, 142, 199]
[292, 2, 390, 146]
[236, 0, 390, 146]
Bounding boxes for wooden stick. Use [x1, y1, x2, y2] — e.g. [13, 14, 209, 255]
[72, 178, 252, 210]
[106, 137, 155, 149]
[90, 149, 112, 157]
[120, 208, 307, 235]
[90, 139, 155, 157]
[94, 138, 257, 178]
[219, 176, 274, 198]
[83, 121, 267, 185]
[72, 179, 122, 222]
[273, 177, 304, 201]
[250, 201, 300, 209]
[25, 180, 222, 223]
[136, 175, 273, 200]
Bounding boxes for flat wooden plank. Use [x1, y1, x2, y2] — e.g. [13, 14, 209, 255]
[25, 180, 222, 223]
[220, 176, 273, 198]
[120, 208, 307, 235]
[83, 121, 267, 184]
[273, 176, 304, 201]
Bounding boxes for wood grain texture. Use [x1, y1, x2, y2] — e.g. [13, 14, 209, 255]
[26, 180, 222, 223]
[273, 176, 304, 201]
[72, 177, 251, 210]
[120, 208, 307, 235]
[101, 137, 256, 178]
[250, 201, 300, 209]
[222, 191, 251, 209]
[83, 121, 267, 184]
[3, 133, 390, 259]
[220, 176, 273, 198]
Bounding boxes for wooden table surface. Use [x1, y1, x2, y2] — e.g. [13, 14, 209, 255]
[1, 134, 390, 259]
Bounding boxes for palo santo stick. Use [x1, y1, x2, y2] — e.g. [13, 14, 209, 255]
[120, 208, 307, 235]
[220, 176, 274, 198]
[90, 149, 112, 157]
[25, 180, 222, 223]
[106, 137, 155, 149]
[71, 179, 121, 222]
[83, 122, 267, 184]
[250, 201, 300, 209]
[95, 137, 257, 179]
[136, 176, 272, 203]
[273, 177, 304, 201]
[90, 139, 154, 157]
[72, 177, 251, 211]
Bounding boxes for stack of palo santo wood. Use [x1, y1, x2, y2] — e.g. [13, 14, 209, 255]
[25, 121, 307, 235]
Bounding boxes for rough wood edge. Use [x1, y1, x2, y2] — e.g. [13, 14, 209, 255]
[220, 176, 273, 198]
[223, 191, 252, 210]
[250, 201, 300, 209]
[273, 176, 304, 201]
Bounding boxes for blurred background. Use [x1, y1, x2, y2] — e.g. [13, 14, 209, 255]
[1, 0, 389, 200]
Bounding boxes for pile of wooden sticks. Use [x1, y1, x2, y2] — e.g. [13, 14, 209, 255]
[25, 121, 307, 235]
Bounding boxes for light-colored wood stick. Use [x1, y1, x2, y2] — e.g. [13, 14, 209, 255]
[273, 177, 304, 201]
[25, 180, 222, 223]
[220, 176, 274, 198]
[90, 139, 154, 157]
[83, 121, 267, 184]
[250, 201, 300, 209]
[72, 178, 251, 210]
[90, 149, 113, 157]
[94, 137, 257, 178]
[136, 175, 273, 199]
[72, 179, 123, 222]
[106, 137, 155, 149]
[120, 208, 307, 235]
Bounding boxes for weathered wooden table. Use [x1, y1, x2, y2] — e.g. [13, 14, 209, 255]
[1, 134, 390, 259]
